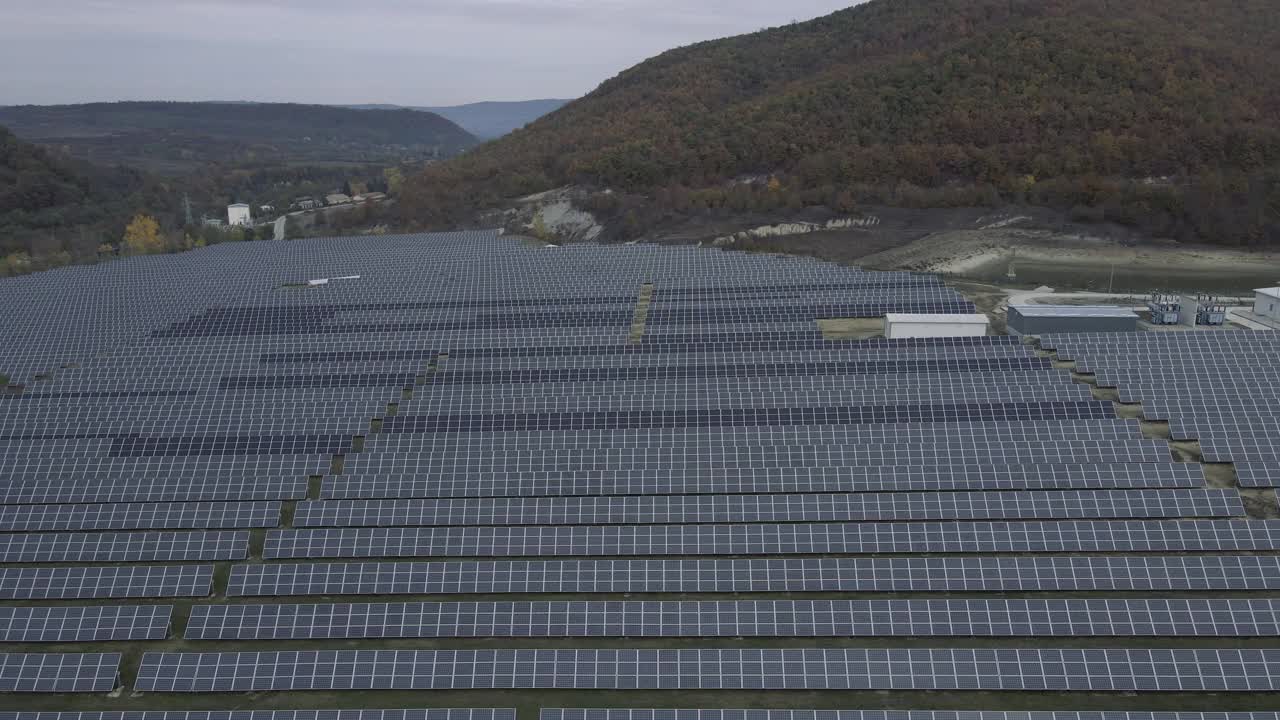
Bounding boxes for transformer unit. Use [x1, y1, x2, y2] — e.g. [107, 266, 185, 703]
[1147, 293, 1181, 325]
[1196, 294, 1227, 326]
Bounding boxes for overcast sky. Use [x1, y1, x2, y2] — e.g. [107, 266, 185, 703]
[0, 1, 859, 106]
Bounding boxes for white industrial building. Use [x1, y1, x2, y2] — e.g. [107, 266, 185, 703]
[1255, 288, 1280, 323]
[883, 313, 989, 339]
[227, 203, 252, 227]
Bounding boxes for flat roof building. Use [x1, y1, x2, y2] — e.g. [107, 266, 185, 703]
[1255, 288, 1280, 324]
[1007, 305, 1138, 336]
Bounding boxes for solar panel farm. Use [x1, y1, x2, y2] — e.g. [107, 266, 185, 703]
[1, 231, 1279, 718]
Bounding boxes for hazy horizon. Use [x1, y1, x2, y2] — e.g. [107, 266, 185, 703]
[0, 1, 859, 107]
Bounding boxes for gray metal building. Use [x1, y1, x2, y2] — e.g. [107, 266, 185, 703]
[1007, 305, 1138, 336]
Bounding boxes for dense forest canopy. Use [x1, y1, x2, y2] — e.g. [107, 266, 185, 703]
[400, 0, 1280, 246]
[0, 125, 173, 263]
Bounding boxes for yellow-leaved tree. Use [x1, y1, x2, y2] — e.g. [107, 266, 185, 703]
[123, 214, 164, 255]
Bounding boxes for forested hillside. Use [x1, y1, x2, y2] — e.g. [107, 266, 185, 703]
[0, 102, 477, 174]
[0, 126, 172, 268]
[400, 0, 1280, 246]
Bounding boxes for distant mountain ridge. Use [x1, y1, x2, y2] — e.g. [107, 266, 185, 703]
[0, 102, 477, 174]
[345, 100, 571, 139]
[398, 0, 1280, 247]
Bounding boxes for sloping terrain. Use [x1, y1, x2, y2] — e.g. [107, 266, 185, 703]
[399, 0, 1280, 247]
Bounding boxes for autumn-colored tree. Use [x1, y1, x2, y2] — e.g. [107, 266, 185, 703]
[122, 214, 164, 255]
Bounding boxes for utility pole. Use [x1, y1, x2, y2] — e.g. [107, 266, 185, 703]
[182, 194, 194, 227]
[1108, 264, 1116, 294]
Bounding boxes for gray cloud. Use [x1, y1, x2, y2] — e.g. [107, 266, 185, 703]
[0, 1, 860, 105]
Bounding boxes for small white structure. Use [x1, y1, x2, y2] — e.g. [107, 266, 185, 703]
[884, 313, 989, 339]
[326, 194, 352, 206]
[1255, 288, 1280, 323]
[227, 203, 252, 227]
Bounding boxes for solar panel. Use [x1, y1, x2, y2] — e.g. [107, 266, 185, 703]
[541, 712, 1280, 720]
[0, 713, 515, 720]
[184, 598, 1280, 640]
[0, 501, 281, 531]
[0, 606, 172, 642]
[0, 531, 248, 563]
[0, 565, 213, 599]
[0, 653, 120, 693]
[133, 647, 1280, 691]
[0, 713, 514, 720]
[228, 555, 1280, 596]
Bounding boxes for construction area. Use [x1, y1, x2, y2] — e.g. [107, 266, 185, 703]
[0, 231, 1278, 717]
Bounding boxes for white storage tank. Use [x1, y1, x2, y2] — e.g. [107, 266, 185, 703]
[883, 313, 989, 339]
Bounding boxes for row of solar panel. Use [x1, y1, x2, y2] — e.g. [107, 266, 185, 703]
[125, 647, 1280, 692]
[258, 334, 1023, 364]
[0, 477, 311, 504]
[19, 519, 1280, 563]
[260, 521, 1280, 560]
[0, 502, 280, 531]
[151, 307, 974, 337]
[290, 490, 1245, 526]
[8, 427, 1151, 463]
[7, 599, 1280, 643]
[0, 606, 170, 642]
[371, 400, 1115, 432]
[423, 358, 1053, 384]
[336, 440, 1172, 472]
[19, 553, 1280, 598]
[0, 461, 1207, 506]
[0, 489, 1235, 532]
[5, 711, 1280, 720]
[350, 418, 1147, 449]
[440, 346, 1037, 371]
[0, 403, 1118, 452]
[181, 598, 1280, 640]
[321, 463, 1207, 499]
[0, 712, 509, 720]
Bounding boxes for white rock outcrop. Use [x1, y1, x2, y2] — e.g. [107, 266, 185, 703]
[713, 216, 880, 245]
